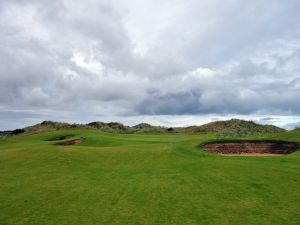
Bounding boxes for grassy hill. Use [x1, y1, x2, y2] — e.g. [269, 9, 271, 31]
[0, 119, 286, 137]
[0, 128, 300, 225]
[183, 119, 285, 136]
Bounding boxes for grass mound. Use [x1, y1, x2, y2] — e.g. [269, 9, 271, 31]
[0, 119, 286, 138]
[184, 119, 285, 136]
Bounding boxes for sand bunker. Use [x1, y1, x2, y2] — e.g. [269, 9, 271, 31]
[202, 141, 299, 156]
[56, 137, 86, 146]
[46, 135, 74, 141]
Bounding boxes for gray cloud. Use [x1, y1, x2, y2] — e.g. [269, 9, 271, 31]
[0, 0, 300, 129]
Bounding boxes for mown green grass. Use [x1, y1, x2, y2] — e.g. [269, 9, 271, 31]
[0, 130, 300, 225]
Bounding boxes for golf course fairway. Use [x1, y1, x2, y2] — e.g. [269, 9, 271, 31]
[1, 130, 300, 225]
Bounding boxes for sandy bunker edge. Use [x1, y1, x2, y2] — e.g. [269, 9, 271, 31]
[45, 135, 86, 145]
[55, 137, 86, 145]
[202, 140, 299, 156]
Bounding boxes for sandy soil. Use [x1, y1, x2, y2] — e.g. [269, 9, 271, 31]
[203, 141, 299, 156]
[56, 137, 85, 145]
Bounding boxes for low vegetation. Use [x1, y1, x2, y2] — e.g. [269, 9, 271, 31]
[0, 119, 286, 138]
[184, 119, 285, 137]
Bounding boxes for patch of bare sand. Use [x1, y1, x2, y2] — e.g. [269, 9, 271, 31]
[203, 141, 299, 156]
[56, 137, 86, 145]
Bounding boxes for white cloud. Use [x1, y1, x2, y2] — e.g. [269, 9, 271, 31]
[0, 0, 300, 129]
[71, 52, 104, 74]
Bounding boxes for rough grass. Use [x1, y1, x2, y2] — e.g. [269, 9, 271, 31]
[0, 130, 300, 225]
[0, 119, 285, 136]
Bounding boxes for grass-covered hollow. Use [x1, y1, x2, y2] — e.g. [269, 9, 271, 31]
[0, 129, 300, 225]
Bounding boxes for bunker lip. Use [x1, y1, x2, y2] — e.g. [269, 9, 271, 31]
[217, 153, 282, 156]
[202, 140, 299, 156]
[46, 135, 74, 141]
[56, 137, 86, 146]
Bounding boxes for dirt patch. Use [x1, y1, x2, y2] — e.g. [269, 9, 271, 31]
[56, 137, 86, 146]
[218, 153, 282, 157]
[46, 135, 74, 141]
[202, 141, 299, 156]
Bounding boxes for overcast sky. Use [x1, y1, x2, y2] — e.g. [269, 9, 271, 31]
[1, 0, 300, 130]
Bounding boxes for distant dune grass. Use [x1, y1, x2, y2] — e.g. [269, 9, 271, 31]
[1, 119, 286, 138]
[0, 129, 300, 225]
